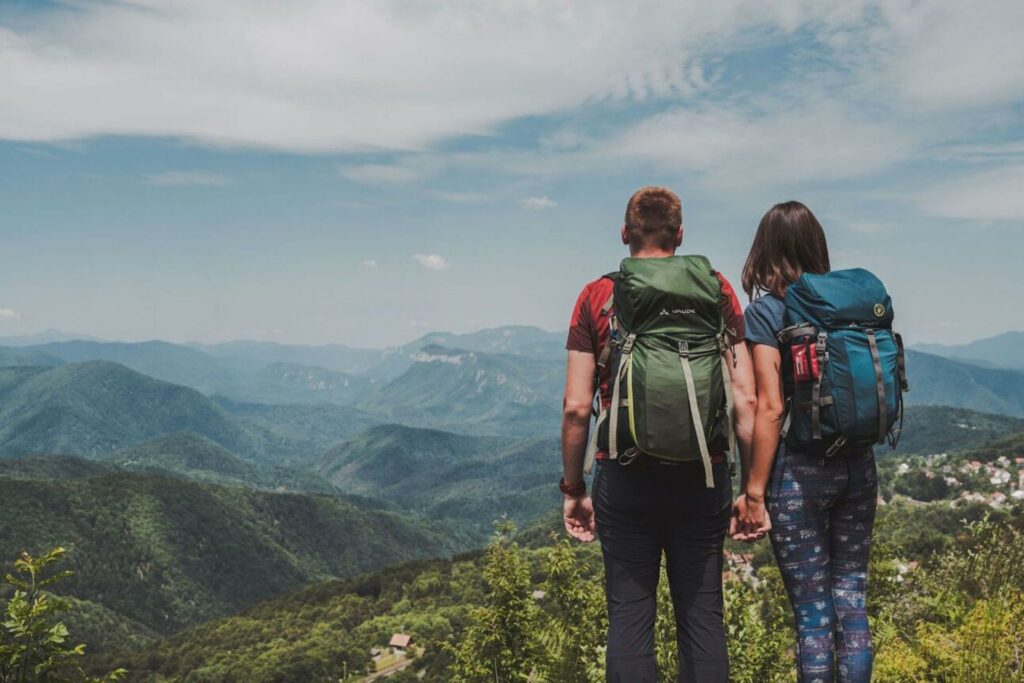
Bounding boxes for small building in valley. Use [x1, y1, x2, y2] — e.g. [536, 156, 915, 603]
[389, 633, 413, 655]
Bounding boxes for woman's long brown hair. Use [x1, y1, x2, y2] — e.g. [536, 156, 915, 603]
[741, 201, 831, 300]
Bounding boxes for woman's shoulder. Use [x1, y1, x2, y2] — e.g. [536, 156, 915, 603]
[743, 294, 786, 346]
[745, 293, 785, 317]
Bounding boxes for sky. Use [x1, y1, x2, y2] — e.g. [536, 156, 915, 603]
[1, 0, 1023, 348]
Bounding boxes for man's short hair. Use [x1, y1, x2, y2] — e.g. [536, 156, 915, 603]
[624, 187, 682, 250]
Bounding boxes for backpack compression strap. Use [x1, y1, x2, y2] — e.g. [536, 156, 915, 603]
[679, 341, 715, 488]
[811, 332, 828, 440]
[718, 335, 737, 477]
[607, 333, 636, 461]
[866, 330, 888, 444]
[583, 393, 606, 475]
[888, 333, 909, 448]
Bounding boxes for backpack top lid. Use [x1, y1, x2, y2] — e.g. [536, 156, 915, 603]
[613, 255, 723, 336]
[784, 268, 894, 330]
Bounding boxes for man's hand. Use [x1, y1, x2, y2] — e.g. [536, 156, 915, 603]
[563, 494, 596, 542]
[730, 493, 771, 543]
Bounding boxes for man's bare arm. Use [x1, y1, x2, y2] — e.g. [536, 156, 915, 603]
[562, 349, 596, 485]
[561, 349, 597, 542]
[725, 342, 757, 488]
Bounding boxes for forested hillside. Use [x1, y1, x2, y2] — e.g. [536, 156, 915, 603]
[98, 502, 1024, 682]
[320, 424, 560, 536]
[893, 405, 1024, 455]
[106, 432, 338, 494]
[0, 362, 269, 460]
[905, 350, 1024, 417]
[362, 345, 563, 436]
[0, 467, 470, 642]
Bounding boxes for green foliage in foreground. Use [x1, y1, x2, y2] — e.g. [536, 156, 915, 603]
[0, 547, 124, 683]
[105, 506, 1024, 682]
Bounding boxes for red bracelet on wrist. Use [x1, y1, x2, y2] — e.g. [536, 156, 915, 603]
[559, 477, 587, 497]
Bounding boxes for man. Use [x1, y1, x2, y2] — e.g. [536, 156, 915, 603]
[559, 187, 757, 683]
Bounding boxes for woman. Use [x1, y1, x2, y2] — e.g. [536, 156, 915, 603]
[733, 201, 877, 682]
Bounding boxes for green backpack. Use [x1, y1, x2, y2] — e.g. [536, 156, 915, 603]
[584, 255, 735, 488]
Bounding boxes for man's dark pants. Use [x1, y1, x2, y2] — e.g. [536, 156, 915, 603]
[593, 457, 731, 683]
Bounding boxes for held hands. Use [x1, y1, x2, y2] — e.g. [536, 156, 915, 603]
[730, 493, 771, 543]
[563, 494, 596, 542]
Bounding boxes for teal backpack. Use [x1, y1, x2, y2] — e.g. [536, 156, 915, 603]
[778, 268, 909, 456]
[584, 255, 736, 488]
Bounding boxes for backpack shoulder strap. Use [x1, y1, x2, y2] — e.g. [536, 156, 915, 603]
[596, 272, 617, 369]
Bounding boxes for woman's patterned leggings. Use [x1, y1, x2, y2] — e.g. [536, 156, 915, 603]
[767, 444, 878, 683]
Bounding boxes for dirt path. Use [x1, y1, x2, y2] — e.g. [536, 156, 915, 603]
[362, 657, 414, 681]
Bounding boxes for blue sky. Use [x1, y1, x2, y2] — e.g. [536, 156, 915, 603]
[1, 1, 1022, 347]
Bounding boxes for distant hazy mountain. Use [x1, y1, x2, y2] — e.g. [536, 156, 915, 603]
[8, 340, 378, 406]
[0, 361, 272, 460]
[318, 423, 560, 536]
[213, 397, 381, 460]
[893, 406, 1024, 455]
[914, 331, 1024, 370]
[192, 339, 385, 375]
[33, 340, 234, 391]
[221, 361, 375, 405]
[105, 432, 337, 494]
[361, 344, 563, 436]
[906, 350, 1024, 417]
[0, 329, 104, 346]
[0, 466, 469, 635]
[0, 346, 64, 368]
[193, 325, 564, 382]
[411, 325, 564, 358]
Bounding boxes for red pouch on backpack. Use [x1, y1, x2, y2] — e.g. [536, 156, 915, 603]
[791, 343, 820, 382]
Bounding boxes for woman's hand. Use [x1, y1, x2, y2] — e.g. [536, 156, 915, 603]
[563, 494, 596, 542]
[730, 493, 771, 542]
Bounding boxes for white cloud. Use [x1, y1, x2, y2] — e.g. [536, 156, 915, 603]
[360, 259, 378, 268]
[339, 156, 443, 186]
[520, 196, 557, 210]
[432, 191, 492, 204]
[0, 0, 1021, 205]
[413, 254, 450, 271]
[600, 100, 914, 190]
[0, 308, 20, 321]
[869, 1, 1024, 110]
[142, 171, 231, 187]
[931, 141, 1024, 164]
[0, 0, 890, 153]
[918, 164, 1024, 221]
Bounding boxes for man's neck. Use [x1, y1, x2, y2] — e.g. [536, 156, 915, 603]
[629, 248, 676, 259]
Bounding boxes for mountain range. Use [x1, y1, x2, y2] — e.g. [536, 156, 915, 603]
[914, 331, 1024, 370]
[904, 350, 1024, 417]
[0, 325, 1020, 681]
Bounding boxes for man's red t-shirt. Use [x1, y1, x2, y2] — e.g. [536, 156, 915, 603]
[565, 271, 745, 461]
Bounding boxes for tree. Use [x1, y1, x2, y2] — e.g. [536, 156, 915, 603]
[447, 522, 540, 682]
[0, 547, 125, 683]
[534, 537, 605, 683]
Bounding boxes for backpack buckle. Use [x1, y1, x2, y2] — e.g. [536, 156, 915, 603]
[826, 436, 847, 457]
[677, 340, 689, 358]
[621, 333, 637, 355]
